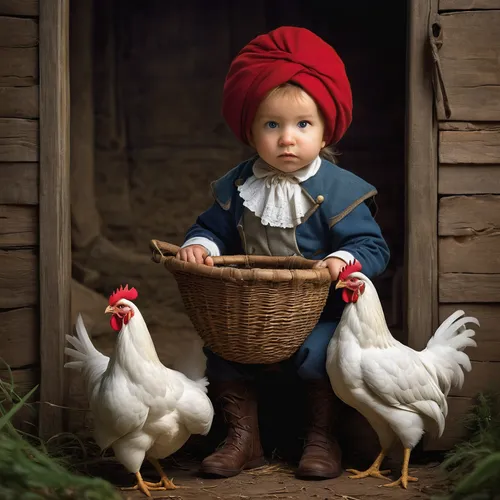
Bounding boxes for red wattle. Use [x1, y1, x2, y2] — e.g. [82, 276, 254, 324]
[342, 288, 353, 303]
[110, 314, 122, 332]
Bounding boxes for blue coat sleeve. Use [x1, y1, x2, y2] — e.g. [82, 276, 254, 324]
[184, 202, 240, 256]
[330, 201, 390, 279]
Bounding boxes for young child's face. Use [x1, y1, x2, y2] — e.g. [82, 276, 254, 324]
[250, 87, 326, 173]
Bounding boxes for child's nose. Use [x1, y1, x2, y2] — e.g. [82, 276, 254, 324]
[279, 131, 296, 146]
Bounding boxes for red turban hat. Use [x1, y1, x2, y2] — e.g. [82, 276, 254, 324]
[222, 26, 353, 146]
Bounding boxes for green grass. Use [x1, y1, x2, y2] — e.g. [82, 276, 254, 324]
[436, 392, 500, 499]
[0, 370, 121, 500]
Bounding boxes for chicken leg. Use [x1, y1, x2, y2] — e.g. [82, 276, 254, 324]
[121, 471, 165, 498]
[347, 450, 391, 481]
[383, 448, 418, 488]
[143, 457, 178, 490]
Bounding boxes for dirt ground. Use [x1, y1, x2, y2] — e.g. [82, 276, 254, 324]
[109, 459, 448, 500]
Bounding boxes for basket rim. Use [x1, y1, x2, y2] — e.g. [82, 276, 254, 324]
[150, 239, 332, 283]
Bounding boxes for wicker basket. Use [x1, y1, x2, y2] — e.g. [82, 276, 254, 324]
[150, 239, 332, 364]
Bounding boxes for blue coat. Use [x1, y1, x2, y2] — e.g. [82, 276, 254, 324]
[184, 157, 390, 287]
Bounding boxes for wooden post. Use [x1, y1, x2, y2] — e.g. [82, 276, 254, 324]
[39, 0, 71, 439]
[405, 0, 438, 352]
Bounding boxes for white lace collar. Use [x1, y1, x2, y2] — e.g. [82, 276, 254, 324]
[237, 156, 321, 228]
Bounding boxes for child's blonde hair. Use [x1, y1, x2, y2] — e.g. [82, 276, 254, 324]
[265, 82, 340, 164]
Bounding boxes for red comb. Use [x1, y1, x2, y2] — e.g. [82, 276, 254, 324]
[108, 284, 138, 305]
[338, 260, 362, 281]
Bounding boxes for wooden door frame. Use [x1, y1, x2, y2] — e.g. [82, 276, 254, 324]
[405, 0, 439, 352]
[38, 0, 71, 439]
[36, 0, 438, 437]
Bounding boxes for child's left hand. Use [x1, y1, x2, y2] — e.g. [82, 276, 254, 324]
[313, 257, 346, 281]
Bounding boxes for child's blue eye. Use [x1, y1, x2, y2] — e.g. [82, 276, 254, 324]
[266, 121, 278, 129]
[298, 121, 309, 128]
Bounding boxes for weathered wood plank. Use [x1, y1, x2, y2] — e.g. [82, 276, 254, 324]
[0, 16, 37, 47]
[0, 307, 38, 367]
[0, 249, 37, 308]
[406, 0, 439, 352]
[440, 122, 500, 131]
[440, 273, 500, 302]
[440, 234, 500, 273]
[0, 47, 37, 86]
[39, 0, 70, 439]
[0, 366, 39, 432]
[440, 304, 500, 362]
[440, 130, 500, 164]
[0, 86, 38, 118]
[437, 11, 500, 121]
[0, 118, 38, 161]
[0, 163, 38, 204]
[450, 361, 500, 397]
[440, 0, 500, 10]
[0, 205, 37, 247]
[439, 165, 500, 194]
[439, 195, 500, 235]
[0, 0, 38, 17]
[426, 396, 473, 450]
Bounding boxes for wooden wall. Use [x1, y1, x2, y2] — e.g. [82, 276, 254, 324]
[0, 0, 39, 430]
[429, 0, 500, 449]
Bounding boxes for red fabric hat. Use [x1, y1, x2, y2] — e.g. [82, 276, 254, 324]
[222, 26, 353, 146]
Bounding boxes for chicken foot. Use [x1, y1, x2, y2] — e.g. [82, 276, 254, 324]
[143, 457, 178, 490]
[347, 450, 391, 481]
[121, 471, 166, 498]
[383, 448, 418, 489]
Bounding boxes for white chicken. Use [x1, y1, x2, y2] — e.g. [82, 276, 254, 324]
[326, 261, 479, 489]
[64, 285, 214, 497]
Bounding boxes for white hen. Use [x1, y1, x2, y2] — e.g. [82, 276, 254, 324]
[326, 261, 479, 489]
[64, 285, 214, 497]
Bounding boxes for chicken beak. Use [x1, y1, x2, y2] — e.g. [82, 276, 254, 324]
[335, 280, 346, 290]
[104, 305, 114, 314]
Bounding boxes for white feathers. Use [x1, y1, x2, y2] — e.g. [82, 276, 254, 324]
[64, 308, 214, 474]
[327, 273, 479, 450]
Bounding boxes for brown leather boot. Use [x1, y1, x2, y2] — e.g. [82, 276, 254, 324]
[296, 380, 343, 479]
[201, 380, 267, 477]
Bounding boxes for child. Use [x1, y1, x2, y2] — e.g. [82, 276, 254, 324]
[176, 26, 390, 480]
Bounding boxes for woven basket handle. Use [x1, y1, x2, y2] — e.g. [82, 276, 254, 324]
[150, 239, 328, 273]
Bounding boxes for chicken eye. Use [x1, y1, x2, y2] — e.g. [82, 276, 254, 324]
[117, 304, 124, 309]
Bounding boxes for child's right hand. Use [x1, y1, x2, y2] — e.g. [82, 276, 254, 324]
[176, 244, 214, 266]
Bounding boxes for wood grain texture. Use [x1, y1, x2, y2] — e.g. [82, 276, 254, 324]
[406, 0, 439, 352]
[0, 16, 38, 47]
[450, 361, 500, 397]
[0, 0, 38, 16]
[440, 234, 500, 273]
[437, 11, 500, 120]
[38, 0, 70, 439]
[0, 118, 38, 161]
[440, 0, 500, 10]
[439, 195, 500, 235]
[440, 273, 500, 301]
[0, 249, 37, 308]
[0, 307, 38, 367]
[0, 205, 37, 247]
[439, 165, 500, 194]
[440, 304, 500, 362]
[439, 129, 500, 164]
[0, 163, 38, 204]
[0, 47, 37, 86]
[439, 195, 500, 273]
[0, 86, 38, 118]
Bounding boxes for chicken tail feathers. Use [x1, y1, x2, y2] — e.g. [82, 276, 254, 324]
[64, 314, 110, 392]
[424, 310, 479, 395]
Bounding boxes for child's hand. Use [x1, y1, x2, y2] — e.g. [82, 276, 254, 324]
[176, 244, 214, 266]
[313, 257, 346, 281]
